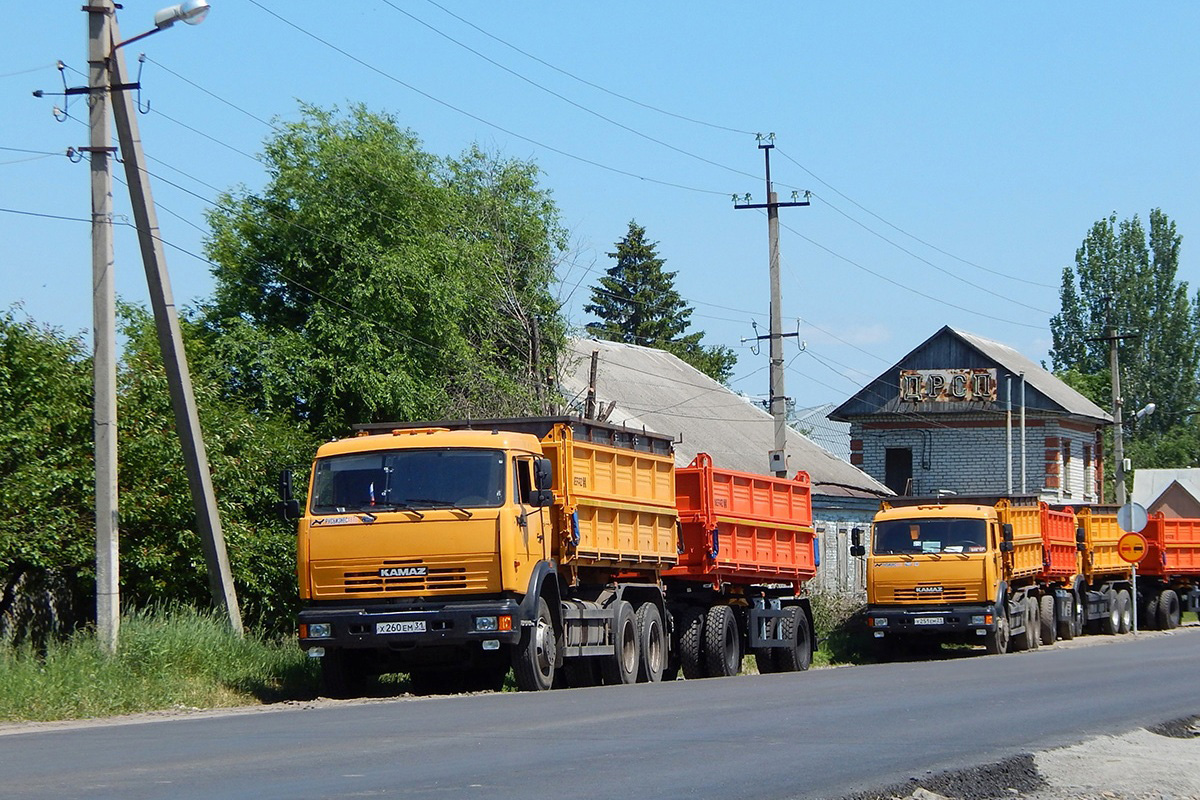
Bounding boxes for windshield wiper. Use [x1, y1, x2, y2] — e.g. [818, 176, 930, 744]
[407, 498, 474, 518]
[368, 502, 426, 519]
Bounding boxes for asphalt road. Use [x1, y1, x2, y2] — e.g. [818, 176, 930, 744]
[2, 629, 1198, 800]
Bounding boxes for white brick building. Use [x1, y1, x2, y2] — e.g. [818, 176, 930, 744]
[829, 326, 1112, 504]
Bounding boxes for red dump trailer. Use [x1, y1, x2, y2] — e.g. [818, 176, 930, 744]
[1138, 513, 1200, 629]
[663, 453, 818, 678]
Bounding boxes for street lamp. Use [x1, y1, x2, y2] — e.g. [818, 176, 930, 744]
[115, 1, 211, 49]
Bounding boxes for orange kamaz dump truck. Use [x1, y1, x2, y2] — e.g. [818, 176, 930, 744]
[857, 496, 1132, 656]
[285, 417, 821, 695]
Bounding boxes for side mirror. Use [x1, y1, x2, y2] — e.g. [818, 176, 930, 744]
[999, 523, 1014, 553]
[849, 528, 865, 557]
[1076, 526, 1087, 552]
[534, 457, 553, 491]
[275, 469, 300, 521]
[526, 489, 555, 508]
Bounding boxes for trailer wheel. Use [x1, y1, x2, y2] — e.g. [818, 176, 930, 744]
[704, 604, 741, 678]
[1117, 589, 1132, 634]
[775, 606, 812, 672]
[679, 605, 707, 679]
[320, 649, 368, 699]
[635, 603, 666, 683]
[753, 618, 778, 674]
[984, 615, 1010, 655]
[1143, 592, 1160, 631]
[512, 596, 556, 691]
[1039, 594, 1057, 645]
[601, 600, 639, 685]
[1157, 590, 1181, 630]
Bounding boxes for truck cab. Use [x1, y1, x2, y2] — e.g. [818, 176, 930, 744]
[294, 426, 555, 693]
[864, 503, 1005, 649]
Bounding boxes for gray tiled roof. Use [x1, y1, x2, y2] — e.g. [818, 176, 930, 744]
[559, 339, 891, 499]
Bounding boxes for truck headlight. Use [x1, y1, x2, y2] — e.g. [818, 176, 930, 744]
[971, 615, 987, 626]
[304, 622, 332, 639]
[869, 617, 888, 628]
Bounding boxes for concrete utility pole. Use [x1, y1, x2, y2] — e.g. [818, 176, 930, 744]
[87, 0, 119, 654]
[1088, 324, 1137, 506]
[108, 18, 243, 636]
[734, 135, 809, 477]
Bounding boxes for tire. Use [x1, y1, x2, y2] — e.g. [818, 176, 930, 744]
[1143, 591, 1160, 631]
[1012, 598, 1034, 651]
[753, 617, 778, 675]
[704, 604, 741, 678]
[512, 597, 556, 691]
[1100, 588, 1120, 635]
[984, 615, 1010, 655]
[678, 605, 707, 679]
[1117, 589, 1132, 634]
[1157, 589, 1182, 630]
[1058, 592, 1079, 641]
[1027, 597, 1040, 650]
[1039, 594, 1057, 645]
[320, 649, 368, 699]
[775, 606, 813, 672]
[635, 602, 666, 683]
[601, 600, 639, 685]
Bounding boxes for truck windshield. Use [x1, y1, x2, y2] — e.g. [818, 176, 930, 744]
[310, 448, 506, 514]
[873, 518, 988, 555]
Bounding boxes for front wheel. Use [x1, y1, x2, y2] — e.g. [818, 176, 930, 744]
[984, 615, 1010, 655]
[1117, 589, 1132, 634]
[512, 597, 556, 691]
[1157, 589, 1182, 630]
[1039, 594, 1057, 645]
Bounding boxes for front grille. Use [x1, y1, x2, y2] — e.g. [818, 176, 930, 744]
[890, 586, 975, 603]
[311, 554, 497, 598]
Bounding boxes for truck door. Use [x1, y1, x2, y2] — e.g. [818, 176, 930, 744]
[513, 456, 550, 564]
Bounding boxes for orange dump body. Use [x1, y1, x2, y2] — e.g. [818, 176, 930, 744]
[1040, 504, 1080, 578]
[1075, 506, 1130, 581]
[666, 453, 816, 587]
[1142, 513, 1200, 576]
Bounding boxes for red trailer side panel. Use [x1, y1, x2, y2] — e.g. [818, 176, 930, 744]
[1040, 503, 1080, 578]
[667, 453, 816, 586]
[1145, 514, 1200, 575]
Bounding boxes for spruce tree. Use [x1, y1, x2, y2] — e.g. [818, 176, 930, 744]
[584, 221, 736, 383]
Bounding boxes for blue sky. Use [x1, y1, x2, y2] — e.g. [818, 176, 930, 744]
[3, 2, 1198, 415]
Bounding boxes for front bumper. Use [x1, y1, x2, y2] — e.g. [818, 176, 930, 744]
[298, 598, 525, 652]
[865, 604, 997, 636]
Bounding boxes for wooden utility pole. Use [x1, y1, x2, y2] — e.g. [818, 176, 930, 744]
[734, 135, 809, 477]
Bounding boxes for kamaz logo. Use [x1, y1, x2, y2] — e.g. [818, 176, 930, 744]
[380, 567, 427, 578]
[914, 585, 943, 594]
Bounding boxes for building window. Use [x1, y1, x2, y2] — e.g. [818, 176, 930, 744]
[885, 448, 913, 496]
[1083, 445, 1093, 497]
[1062, 440, 1072, 495]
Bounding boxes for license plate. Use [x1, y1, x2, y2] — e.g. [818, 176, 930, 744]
[376, 620, 426, 634]
[913, 616, 944, 626]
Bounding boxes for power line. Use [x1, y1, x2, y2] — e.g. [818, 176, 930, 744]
[0, 206, 91, 223]
[419, 0, 755, 137]
[244, 0, 728, 197]
[380, 1, 762, 182]
[775, 147, 1057, 290]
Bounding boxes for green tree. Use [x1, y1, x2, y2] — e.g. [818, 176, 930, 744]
[584, 220, 737, 383]
[0, 310, 93, 642]
[115, 306, 319, 632]
[201, 103, 567, 437]
[1049, 209, 1200, 466]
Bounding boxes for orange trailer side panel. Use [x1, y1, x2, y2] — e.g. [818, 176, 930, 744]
[1144, 514, 1200, 575]
[1076, 506, 1131, 580]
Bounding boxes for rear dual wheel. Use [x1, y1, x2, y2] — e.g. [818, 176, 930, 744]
[601, 600, 639, 685]
[1039, 594, 1057, 645]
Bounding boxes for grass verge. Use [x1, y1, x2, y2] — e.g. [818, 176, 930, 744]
[0, 606, 317, 722]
